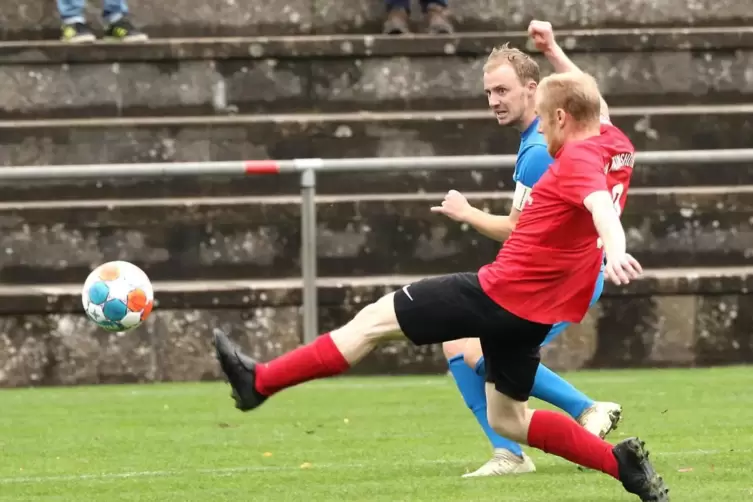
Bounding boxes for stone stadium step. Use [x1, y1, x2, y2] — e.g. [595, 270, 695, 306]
[0, 187, 750, 285]
[1, 29, 752, 118]
[4, 0, 753, 40]
[1, 265, 751, 387]
[1, 104, 752, 201]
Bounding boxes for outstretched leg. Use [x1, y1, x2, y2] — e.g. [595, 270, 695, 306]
[214, 291, 406, 411]
[215, 273, 491, 412]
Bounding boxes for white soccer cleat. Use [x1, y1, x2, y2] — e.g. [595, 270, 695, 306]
[577, 401, 623, 438]
[462, 449, 536, 478]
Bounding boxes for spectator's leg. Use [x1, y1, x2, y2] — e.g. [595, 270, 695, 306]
[58, 0, 96, 42]
[422, 0, 453, 34]
[103, 0, 148, 41]
[383, 0, 411, 35]
[102, 0, 128, 24]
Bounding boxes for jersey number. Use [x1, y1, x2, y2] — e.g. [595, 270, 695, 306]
[596, 183, 624, 249]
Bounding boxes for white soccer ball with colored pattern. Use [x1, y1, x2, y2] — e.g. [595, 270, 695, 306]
[82, 261, 154, 332]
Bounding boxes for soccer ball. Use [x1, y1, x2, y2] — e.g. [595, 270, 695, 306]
[82, 261, 154, 332]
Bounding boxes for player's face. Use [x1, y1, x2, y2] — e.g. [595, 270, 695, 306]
[483, 64, 535, 129]
[535, 94, 565, 156]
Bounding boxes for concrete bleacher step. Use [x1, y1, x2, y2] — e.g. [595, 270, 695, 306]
[1, 266, 751, 387]
[0, 187, 750, 284]
[1, 29, 752, 118]
[1, 104, 752, 200]
[4, 0, 753, 40]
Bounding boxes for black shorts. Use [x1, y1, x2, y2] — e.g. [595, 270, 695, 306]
[394, 272, 552, 401]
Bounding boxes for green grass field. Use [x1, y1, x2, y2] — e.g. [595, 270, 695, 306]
[1, 366, 751, 501]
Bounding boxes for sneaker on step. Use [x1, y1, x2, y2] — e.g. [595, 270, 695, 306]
[383, 7, 411, 34]
[578, 401, 623, 438]
[462, 449, 536, 478]
[104, 17, 148, 41]
[61, 22, 96, 43]
[425, 3, 453, 34]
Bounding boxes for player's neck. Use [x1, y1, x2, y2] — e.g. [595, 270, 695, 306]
[518, 110, 538, 133]
[565, 125, 601, 142]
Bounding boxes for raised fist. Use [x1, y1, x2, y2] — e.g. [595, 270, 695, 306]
[528, 20, 556, 53]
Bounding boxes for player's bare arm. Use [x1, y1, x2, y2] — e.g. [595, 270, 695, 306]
[528, 20, 610, 121]
[583, 191, 642, 286]
[431, 189, 518, 242]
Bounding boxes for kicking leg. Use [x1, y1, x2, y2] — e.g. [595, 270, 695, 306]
[214, 291, 406, 411]
[443, 339, 535, 477]
[215, 272, 484, 412]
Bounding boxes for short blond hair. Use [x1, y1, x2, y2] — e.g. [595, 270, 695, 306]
[484, 43, 540, 84]
[537, 72, 601, 125]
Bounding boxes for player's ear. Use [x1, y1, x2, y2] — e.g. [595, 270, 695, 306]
[556, 108, 566, 126]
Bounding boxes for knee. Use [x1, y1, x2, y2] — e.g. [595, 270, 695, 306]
[442, 339, 467, 359]
[348, 302, 385, 345]
[462, 339, 483, 368]
[463, 351, 480, 370]
[340, 293, 400, 345]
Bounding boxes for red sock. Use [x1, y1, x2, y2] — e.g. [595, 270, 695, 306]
[254, 333, 350, 396]
[527, 410, 620, 479]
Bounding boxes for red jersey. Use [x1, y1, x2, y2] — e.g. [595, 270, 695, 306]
[478, 122, 635, 324]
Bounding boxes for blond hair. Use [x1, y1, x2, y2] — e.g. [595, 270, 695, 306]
[537, 72, 601, 125]
[484, 43, 540, 84]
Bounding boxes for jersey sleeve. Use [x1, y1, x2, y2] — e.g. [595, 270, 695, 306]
[512, 144, 552, 211]
[514, 144, 552, 188]
[555, 145, 609, 207]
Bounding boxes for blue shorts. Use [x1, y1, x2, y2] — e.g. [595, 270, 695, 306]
[540, 271, 605, 346]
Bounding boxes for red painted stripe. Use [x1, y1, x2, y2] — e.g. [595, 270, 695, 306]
[243, 160, 280, 174]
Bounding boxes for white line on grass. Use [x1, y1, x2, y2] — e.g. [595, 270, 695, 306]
[1, 449, 748, 485]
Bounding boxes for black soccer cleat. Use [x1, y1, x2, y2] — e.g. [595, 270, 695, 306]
[613, 437, 670, 501]
[213, 329, 268, 412]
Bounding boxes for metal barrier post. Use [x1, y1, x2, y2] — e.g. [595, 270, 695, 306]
[299, 165, 319, 344]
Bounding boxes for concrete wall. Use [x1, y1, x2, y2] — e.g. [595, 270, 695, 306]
[3, 0, 752, 39]
[1, 270, 751, 387]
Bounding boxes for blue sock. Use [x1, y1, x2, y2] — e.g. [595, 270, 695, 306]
[531, 364, 594, 419]
[448, 355, 523, 455]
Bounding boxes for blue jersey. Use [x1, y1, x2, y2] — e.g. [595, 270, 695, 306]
[512, 116, 552, 192]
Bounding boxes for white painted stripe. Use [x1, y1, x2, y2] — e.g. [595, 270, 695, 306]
[0, 449, 746, 485]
